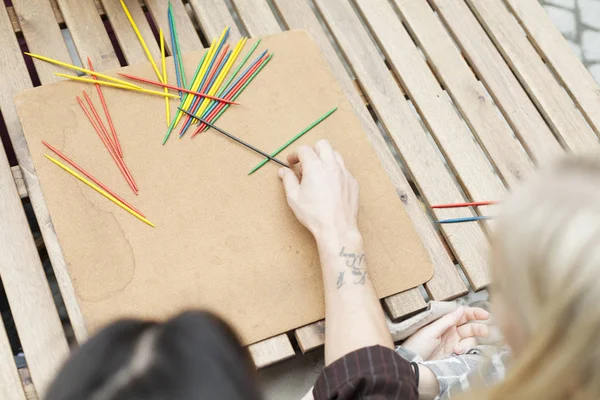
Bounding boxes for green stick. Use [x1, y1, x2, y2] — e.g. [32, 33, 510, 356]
[169, 2, 186, 88]
[219, 39, 261, 97]
[197, 39, 261, 121]
[162, 51, 207, 144]
[248, 107, 338, 175]
[202, 53, 273, 133]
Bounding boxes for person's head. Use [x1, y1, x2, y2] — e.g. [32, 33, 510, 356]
[44, 311, 261, 400]
[478, 155, 600, 399]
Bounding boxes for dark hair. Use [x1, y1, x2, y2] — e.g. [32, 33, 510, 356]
[44, 311, 261, 400]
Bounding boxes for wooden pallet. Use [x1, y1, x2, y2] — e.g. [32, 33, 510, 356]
[1, 0, 598, 398]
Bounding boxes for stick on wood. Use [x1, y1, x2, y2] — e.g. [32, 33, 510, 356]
[116, 73, 237, 104]
[25, 52, 142, 89]
[81, 91, 117, 155]
[178, 108, 290, 169]
[431, 201, 498, 209]
[77, 95, 138, 193]
[88, 58, 122, 157]
[437, 216, 492, 224]
[56, 74, 180, 99]
[194, 53, 272, 135]
[160, 29, 170, 126]
[120, 0, 163, 83]
[249, 107, 338, 174]
[42, 141, 145, 217]
[45, 155, 154, 227]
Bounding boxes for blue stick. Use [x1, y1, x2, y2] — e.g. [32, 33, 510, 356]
[180, 50, 231, 137]
[167, 7, 182, 97]
[437, 216, 492, 224]
[197, 50, 268, 123]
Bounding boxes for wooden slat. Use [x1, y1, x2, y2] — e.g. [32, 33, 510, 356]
[55, 0, 120, 70]
[0, 7, 72, 397]
[229, 0, 280, 37]
[100, 0, 161, 65]
[383, 289, 427, 322]
[18, 368, 37, 400]
[355, 3, 516, 200]
[11, 0, 72, 85]
[11, 166, 28, 199]
[188, 0, 243, 42]
[462, 0, 598, 152]
[294, 320, 325, 353]
[248, 334, 295, 368]
[6, 6, 21, 33]
[379, 0, 535, 185]
[144, 0, 201, 53]
[427, 0, 562, 166]
[6, 0, 78, 34]
[0, 115, 68, 397]
[0, 321, 26, 400]
[49, 0, 65, 25]
[0, 0, 87, 346]
[272, 0, 465, 304]
[313, 0, 489, 289]
[505, 0, 600, 135]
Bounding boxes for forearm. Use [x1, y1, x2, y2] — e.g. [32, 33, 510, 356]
[316, 230, 393, 365]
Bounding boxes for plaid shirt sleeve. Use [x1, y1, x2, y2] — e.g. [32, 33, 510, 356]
[313, 345, 418, 400]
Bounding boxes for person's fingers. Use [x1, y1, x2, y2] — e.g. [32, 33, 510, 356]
[425, 307, 465, 336]
[279, 168, 300, 196]
[287, 152, 300, 166]
[314, 140, 336, 164]
[456, 323, 490, 339]
[457, 307, 490, 325]
[296, 145, 320, 166]
[453, 337, 478, 355]
[334, 151, 346, 169]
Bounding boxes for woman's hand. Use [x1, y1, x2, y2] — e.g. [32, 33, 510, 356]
[278, 140, 359, 241]
[279, 141, 394, 364]
[402, 307, 490, 361]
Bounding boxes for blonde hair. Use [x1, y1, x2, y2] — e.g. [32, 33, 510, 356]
[463, 155, 600, 400]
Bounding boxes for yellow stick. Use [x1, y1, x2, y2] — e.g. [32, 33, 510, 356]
[45, 155, 155, 227]
[174, 26, 229, 126]
[194, 37, 246, 119]
[25, 52, 143, 89]
[55, 73, 180, 99]
[173, 39, 216, 127]
[120, 0, 164, 83]
[160, 29, 169, 126]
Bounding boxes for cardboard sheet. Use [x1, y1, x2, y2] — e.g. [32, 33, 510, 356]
[15, 31, 433, 345]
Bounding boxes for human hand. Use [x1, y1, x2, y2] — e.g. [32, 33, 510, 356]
[278, 140, 359, 240]
[402, 307, 490, 361]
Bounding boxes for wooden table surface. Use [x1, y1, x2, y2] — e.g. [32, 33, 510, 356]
[1, 0, 598, 398]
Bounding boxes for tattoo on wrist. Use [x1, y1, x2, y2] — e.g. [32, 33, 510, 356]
[337, 246, 368, 288]
[337, 271, 345, 289]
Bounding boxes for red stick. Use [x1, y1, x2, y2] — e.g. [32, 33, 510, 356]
[89, 58, 123, 157]
[82, 91, 117, 154]
[117, 72, 238, 105]
[77, 96, 138, 194]
[179, 45, 230, 134]
[430, 201, 498, 209]
[81, 92, 137, 190]
[192, 55, 268, 136]
[42, 141, 145, 217]
[193, 56, 266, 136]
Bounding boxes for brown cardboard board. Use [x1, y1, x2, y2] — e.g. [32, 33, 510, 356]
[14, 30, 434, 345]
